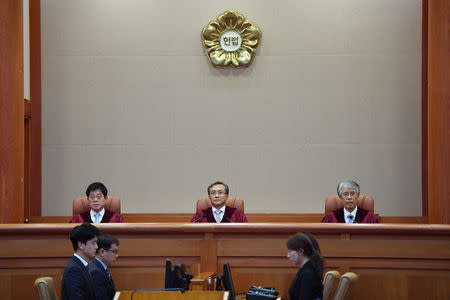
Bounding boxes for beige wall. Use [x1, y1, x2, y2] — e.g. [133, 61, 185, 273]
[41, 0, 422, 216]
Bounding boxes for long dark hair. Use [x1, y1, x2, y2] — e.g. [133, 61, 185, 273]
[286, 233, 323, 279]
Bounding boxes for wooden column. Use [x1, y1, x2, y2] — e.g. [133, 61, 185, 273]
[0, 0, 24, 223]
[25, 0, 42, 218]
[427, 0, 450, 224]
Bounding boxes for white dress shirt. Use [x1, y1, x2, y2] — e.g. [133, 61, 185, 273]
[90, 208, 105, 223]
[212, 206, 225, 223]
[344, 207, 358, 223]
[73, 253, 88, 267]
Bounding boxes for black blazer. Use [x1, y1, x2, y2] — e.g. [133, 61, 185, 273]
[61, 256, 96, 300]
[89, 258, 116, 300]
[289, 260, 323, 300]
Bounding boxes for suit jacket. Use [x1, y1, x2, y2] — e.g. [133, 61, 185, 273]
[321, 207, 379, 223]
[61, 255, 96, 300]
[190, 206, 248, 223]
[69, 209, 125, 223]
[289, 260, 323, 300]
[89, 258, 116, 300]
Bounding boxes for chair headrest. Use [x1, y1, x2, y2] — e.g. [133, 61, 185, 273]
[323, 270, 341, 300]
[325, 195, 374, 214]
[34, 277, 58, 300]
[72, 196, 121, 215]
[196, 197, 244, 213]
[333, 272, 358, 300]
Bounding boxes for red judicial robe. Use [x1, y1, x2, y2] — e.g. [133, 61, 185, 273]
[69, 209, 125, 223]
[321, 207, 379, 223]
[190, 206, 248, 223]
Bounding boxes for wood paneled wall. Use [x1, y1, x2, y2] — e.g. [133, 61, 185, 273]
[25, 0, 42, 218]
[427, 0, 450, 224]
[0, 0, 24, 223]
[0, 224, 448, 300]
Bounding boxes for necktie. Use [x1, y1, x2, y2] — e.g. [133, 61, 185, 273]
[106, 268, 112, 280]
[106, 268, 116, 292]
[94, 213, 101, 223]
[347, 215, 354, 223]
[214, 210, 222, 223]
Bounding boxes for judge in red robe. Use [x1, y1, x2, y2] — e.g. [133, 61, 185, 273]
[70, 182, 125, 223]
[321, 180, 378, 224]
[70, 209, 124, 223]
[190, 181, 248, 223]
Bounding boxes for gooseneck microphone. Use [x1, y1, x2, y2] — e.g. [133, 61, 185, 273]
[193, 215, 206, 223]
[223, 215, 233, 223]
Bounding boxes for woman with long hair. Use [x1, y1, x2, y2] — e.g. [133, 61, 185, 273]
[286, 233, 323, 300]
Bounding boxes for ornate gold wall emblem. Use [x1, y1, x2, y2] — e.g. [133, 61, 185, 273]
[201, 10, 261, 67]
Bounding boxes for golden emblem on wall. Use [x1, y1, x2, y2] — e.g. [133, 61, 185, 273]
[201, 10, 261, 67]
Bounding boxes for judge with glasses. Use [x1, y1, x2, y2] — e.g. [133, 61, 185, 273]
[190, 181, 247, 223]
[321, 180, 378, 223]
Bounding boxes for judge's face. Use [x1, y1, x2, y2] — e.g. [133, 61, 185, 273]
[287, 249, 303, 265]
[88, 189, 107, 212]
[340, 187, 358, 212]
[208, 184, 228, 209]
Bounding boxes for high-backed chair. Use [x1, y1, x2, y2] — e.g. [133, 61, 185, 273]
[72, 196, 121, 215]
[34, 277, 59, 300]
[325, 195, 374, 214]
[196, 197, 244, 213]
[323, 270, 341, 300]
[332, 272, 358, 300]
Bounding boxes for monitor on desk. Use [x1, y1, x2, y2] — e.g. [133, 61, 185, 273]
[164, 259, 193, 290]
[216, 262, 236, 300]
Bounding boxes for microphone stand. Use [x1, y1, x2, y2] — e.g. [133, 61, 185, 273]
[223, 215, 233, 223]
[193, 215, 206, 223]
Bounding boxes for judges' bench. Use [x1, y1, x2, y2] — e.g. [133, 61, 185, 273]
[0, 223, 449, 300]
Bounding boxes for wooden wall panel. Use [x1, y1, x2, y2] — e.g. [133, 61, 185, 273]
[421, 0, 429, 217]
[112, 261, 200, 292]
[352, 268, 450, 300]
[0, 0, 24, 223]
[427, 0, 450, 224]
[27, 0, 42, 219]
[1, 223, 448, 299]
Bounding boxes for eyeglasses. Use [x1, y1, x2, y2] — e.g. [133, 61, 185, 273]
[342, 191, 357, 197]
[210, 191, 225, 196]
[105, 249, 118, 254]
[89, 194, 104, 201]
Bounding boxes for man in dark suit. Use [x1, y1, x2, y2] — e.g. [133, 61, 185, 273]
[70, 182, 124, 223]
[62, 223, 101, 300]
[190, 181, 247, 223]
[89, 234, 120, 300]
[321, 180, 379, 223]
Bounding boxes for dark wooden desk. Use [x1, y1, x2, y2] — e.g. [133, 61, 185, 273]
[0, 223, 449, 300]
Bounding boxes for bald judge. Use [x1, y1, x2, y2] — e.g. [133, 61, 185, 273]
[190, 181, 248, 223]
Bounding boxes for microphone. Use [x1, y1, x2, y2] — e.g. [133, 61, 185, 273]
[223, 215, 233, 223]
[193, 215, 206, 223]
